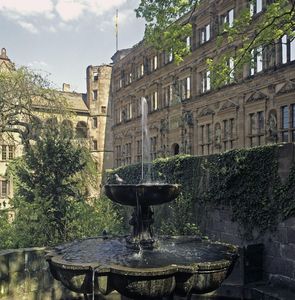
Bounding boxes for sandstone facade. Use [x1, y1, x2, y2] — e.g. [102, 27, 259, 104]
[110, 0, 295, 168]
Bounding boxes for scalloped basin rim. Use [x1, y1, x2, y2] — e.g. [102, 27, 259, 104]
[46, 237, 238, 276]
[105, 184, 181, 187]
[47, 256, 234, 276]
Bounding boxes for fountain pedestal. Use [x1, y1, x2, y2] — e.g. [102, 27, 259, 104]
[127, 205, 155, 249]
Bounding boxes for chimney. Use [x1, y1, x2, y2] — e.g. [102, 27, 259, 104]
[62, 83, 71, 92]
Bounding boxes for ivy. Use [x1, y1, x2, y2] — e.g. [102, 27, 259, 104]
[106, 144, 295, 240]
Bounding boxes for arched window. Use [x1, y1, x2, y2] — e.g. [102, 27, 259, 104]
[172, 143, 180, 155]
[76, 121, 88, 138]
[61, 119, 74, 138]
[44, 117, 58, 134]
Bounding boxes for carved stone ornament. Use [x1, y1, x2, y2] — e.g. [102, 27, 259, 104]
[198, 107, 215, 117]
[182, 111, 194, 126]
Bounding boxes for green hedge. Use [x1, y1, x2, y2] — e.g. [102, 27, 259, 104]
[106, 145, 295, 239]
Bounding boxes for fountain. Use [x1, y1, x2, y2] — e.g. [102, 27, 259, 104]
[46, 97, 238, 299]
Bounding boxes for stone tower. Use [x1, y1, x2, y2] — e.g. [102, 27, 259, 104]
[86, 65, 113, 186]
[0, 48, 14, 71]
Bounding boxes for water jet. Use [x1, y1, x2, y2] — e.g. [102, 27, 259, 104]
[46, 97, 238, 299]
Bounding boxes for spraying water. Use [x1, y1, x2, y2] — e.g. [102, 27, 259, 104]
[141, 97, 152, 183]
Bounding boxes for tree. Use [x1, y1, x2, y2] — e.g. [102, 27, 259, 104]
[136, 0, 295, 85]
[9, 125, 96, 247]
[0, 67, 66, 147]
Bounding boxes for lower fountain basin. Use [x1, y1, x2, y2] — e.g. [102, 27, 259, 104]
[46, 236, 238, 298]
[104, 184, 181, 206]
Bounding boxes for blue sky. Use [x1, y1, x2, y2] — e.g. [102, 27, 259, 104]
[0, 0, 145, 92]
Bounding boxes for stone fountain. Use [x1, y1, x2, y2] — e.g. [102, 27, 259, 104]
[46, 98, 238, 299]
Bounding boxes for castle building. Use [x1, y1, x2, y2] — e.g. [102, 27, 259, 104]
[110, 0, 295, 168]
[0, 49, 112, 211]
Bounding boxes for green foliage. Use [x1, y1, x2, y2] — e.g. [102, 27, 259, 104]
[107, 145, 295, 240]
[209, 0, 295, 88]
[136, 0, 198, 63]
[4, 126, 122, 249]
[0, 66, 67, 144]
[0, 212, 15, 249]
[204, 146, 280, 238]
[62, 196, 123, 241]
[136, 0, 294, 84]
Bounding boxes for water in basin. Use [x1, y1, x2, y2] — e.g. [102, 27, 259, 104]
[57, 237, 234, 268]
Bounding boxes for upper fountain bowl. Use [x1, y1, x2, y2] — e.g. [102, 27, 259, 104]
[104, 183, 181, 206]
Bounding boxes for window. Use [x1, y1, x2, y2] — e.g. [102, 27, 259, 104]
[1, 146, 7, 160]
[223, 120, 229, 139]
[257, 111, 264, 145]
[93, 90, 98, 101]
[200, 24, 211, 44]
[281, 105, 289, 142]
[250, 0, 263, 16]
[153, 55, 158, 70]
[150, 137, 157, 160]
[201, 70, 211, 93]
[251, 46, 263, 75]
[128, 72, 132, 83]
[179, 77, 191, 101]
[136, 140, 142, 162]
[249, 113, 256, 136]
[206, 124, 212, 154]
[221, 8, 234, 29]
[282, 106, 289, 129]
[93, 117, 98, 128]
[281, 105, 294, 142]
[0, 181, 9, 198]
[93, 72, 98, 81]
[257, 111, 264, 133]
[292, 104, 295, 142]
[92, 140, 98, 150]
[163, 85, 173, 107]
[200, 125, 205, 155]
[151, 91, 158, 111]
[164, 49, 173, 64]
[8, 146, 14, 160]
[125, 143, 132, 165]
[126, 103, 133, 120]
[222, 119, 235, 150]
[281, 34, 295, 64]
[101, 106, 106, 114]
[115, 145, 121, 167]
[76, 121, 88, 138]
[228, 57, 235, 83]
[186, 36, 191, 50]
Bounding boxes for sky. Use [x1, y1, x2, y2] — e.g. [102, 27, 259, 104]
[0, 0, 145, 92]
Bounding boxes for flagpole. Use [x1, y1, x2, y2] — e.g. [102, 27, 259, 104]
[115, 9, 118, 52]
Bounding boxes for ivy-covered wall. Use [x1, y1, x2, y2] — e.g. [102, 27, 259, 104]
[106, 143, 295, 240]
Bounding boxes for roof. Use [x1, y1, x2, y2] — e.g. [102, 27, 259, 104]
[60, 91, 89, 113]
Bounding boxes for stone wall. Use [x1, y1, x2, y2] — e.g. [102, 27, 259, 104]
[0, 247, 82, 300]
[197, 144, 295, 290]
[200, 208, 295, 286]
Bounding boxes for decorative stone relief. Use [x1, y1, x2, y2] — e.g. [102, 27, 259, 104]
[198, 107, 215, 117]
[182, 111, 194, 127]
[160, 118, 169, 134]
